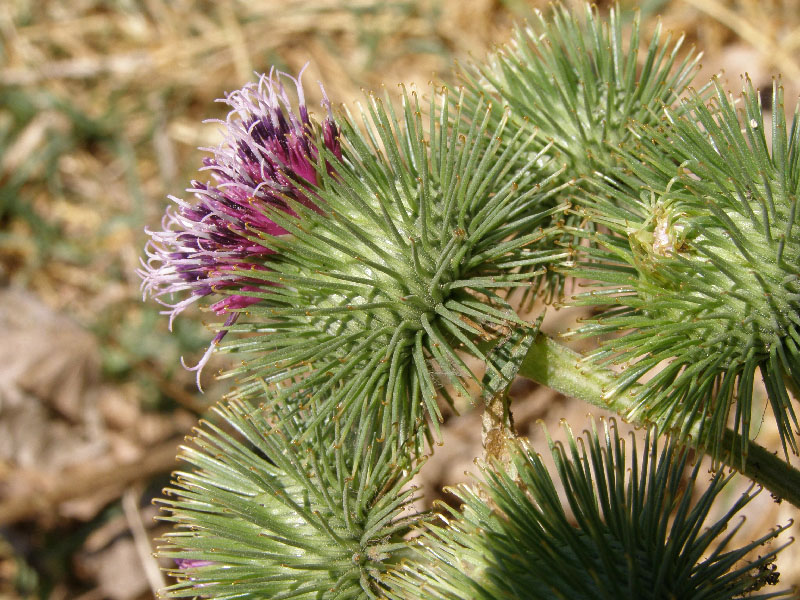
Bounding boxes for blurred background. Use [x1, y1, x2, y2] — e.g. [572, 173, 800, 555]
[1, 0, 799, 597]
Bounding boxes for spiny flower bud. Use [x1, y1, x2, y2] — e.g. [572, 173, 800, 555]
[139, 67, 341, 385]
[387, 420, 793, 599]
[212, 85, 567, 455]
[460, 3, 699, 179]
[141, 63, 566, 455]
[570, 79, 800, 458]
[158, 399, 419, 599]
[456, 3, 700, 302]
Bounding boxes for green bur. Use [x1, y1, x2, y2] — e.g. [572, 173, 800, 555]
[570, 80, 800, 459]
[387, 420, 792, 600]
[217, 86, 567, 455]
[158, 399, 420, 599]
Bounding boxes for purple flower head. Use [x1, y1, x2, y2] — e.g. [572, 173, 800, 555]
[140, 66, 341, 387]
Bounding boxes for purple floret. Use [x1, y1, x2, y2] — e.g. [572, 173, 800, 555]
[140, 66, 341, 387]
[174, 558, 214, 569]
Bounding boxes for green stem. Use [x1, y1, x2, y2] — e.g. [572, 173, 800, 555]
[518, 333, 800, 509]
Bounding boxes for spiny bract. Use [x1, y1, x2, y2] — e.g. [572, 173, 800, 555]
[570, 80, 800, 459]
[158, 399, 419, 599]
[386, 420, 792, 600]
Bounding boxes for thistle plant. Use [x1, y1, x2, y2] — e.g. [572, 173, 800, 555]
[142, 3, 800, 598]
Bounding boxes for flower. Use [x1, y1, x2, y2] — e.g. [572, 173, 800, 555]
[142, 71, 565, 456]
[139, 66, 341, 387]
[158, 399, 419, 599]
[214, 85, 566, 456]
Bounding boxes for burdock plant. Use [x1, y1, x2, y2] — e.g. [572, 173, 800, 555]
[142, 3, 800, 598]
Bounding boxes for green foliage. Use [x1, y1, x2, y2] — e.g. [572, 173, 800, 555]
[220, 86, 566, 454]
[158, 399, 420, 599]
[570, 80, 800, 459]
[387, 420, 792, 599]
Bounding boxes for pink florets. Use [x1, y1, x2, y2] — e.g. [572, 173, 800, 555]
[139, 66, 341, 387]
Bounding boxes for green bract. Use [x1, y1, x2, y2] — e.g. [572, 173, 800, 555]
[458, 3, 701, 300]
[158, 399, 420, 599]
[387, 420, 792, 599]
[217, 86, 566, 453]
[571, 80, 800, 459]
[461, 3, 699, 177]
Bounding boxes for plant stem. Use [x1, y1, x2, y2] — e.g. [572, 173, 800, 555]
[481, 391, 518, 478]
[518, 333, 800, 509]
[479, 326, 539, 478]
